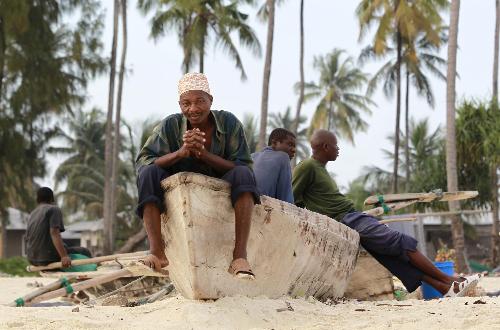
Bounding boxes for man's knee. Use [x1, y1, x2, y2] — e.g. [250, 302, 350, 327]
[138, 164, 165, 183]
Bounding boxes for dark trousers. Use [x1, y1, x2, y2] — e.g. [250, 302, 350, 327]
[136, 164, 260, 218]
[342, 212, 424, 293]
[29, 246, 92, 266]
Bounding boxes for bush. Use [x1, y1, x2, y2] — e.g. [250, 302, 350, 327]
[0, 256, 31, 277]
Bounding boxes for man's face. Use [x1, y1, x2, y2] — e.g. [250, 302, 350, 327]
[325, 134, 340, 161]
[272, 135, 296, 159]
[178, 90, 213, 126]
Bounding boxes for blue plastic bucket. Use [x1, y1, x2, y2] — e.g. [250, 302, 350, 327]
[421, 261, 455, 299]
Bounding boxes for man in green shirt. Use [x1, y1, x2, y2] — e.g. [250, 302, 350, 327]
[136, 73, 259, 279]
[292, 129, 479, 297]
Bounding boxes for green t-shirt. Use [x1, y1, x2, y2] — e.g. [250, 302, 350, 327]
[292, 158, 354, 221]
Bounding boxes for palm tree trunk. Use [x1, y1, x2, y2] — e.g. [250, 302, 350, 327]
[103, 0, 120, 255]
[446, 0, 468, 273]
[110, 0, 128, 254]
[405, 70, 410, 192]
[328, 97, 333, 130]
[491, 0, 500, 266]
[1, 209, 7, 258]
[293, 0, 305, 137]
[258, 0, 275, 150]
[392, 29, 402, 194]
[0, 17, 5, 99]
[199, 29, 205, 73]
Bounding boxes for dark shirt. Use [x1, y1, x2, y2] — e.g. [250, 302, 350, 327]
[135, 110, 252, 177]
[252, 147, 294, 203]
[25, 204, 65, 264]
[292, 158, 354, 221]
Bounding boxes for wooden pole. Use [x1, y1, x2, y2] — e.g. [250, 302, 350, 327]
[26, 251, 149, 272]
[8, 276, 76, 307]
[28, 269, 132, 305]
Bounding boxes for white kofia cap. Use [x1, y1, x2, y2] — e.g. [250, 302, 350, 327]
[178, 72, 211, 97]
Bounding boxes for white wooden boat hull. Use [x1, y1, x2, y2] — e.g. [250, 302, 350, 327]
[160, 172, 360, 300]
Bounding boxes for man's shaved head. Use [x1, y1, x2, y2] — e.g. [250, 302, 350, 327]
[311, 129, 336, 150]
[310, 129, 339, 163]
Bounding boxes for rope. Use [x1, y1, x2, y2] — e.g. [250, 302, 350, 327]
[377, 195, 391, 214]
[83, 275, 147, 306]
[60, 276, 74, 294]
[15, 297, 25, 307]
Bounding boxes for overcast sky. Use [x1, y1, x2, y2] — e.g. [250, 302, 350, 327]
[44, 1, 497, 191]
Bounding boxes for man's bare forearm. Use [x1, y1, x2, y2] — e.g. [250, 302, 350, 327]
[49, 228, 68, 258]
[198, 150, 235, 174]
[153, 150, 185, 168]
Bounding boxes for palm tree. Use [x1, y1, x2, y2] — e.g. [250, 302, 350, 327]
[445, 0, 467, 273]
[293, 0, 305, 139]
[359, 30, 447, 191]
[242, 113, 259, 154]
[303, 49, 374, 144]
[491, 0, 500, 266]
[103, 0, 120, 254]
[258, 0, 276, 150]
[139, 0, 261, 78]
[110, 0, 128, 255]
[268, 107, 309, 161]
[50, 109, 136, 221]
[357, 0, 447, 193]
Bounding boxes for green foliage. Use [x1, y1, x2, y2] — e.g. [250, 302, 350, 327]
[0, 256, 31, 277]
[456, 100, 500, 208]
[138, 0, 261, 79]
[242, 113, 259, 154]
[49, 109, 136, 221]
[303, 48, 374, 144]
[0, 0, 106, 214]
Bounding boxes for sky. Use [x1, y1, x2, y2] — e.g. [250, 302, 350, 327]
[44, 1, 498, 191]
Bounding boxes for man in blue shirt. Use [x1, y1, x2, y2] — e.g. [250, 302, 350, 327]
[252, 128, 296, 204]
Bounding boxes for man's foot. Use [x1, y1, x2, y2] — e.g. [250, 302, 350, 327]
[140, 254, 169, 273]
[228, 258, 255, 280]
[444, 274, 482, 297]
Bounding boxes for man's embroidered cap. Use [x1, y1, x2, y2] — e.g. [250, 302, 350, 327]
[178, 72, 211, 97]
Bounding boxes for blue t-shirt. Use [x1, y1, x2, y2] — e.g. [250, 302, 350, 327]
[251, 147, 294, 204]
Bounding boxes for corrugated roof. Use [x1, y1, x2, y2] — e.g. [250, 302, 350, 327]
[1, 207, 29, 230]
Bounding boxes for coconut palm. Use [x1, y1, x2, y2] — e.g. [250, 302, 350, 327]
[242, 113, 259, 154]
[293, 0, 305, 142]
[303, 49, 374, 144]
[491, 0, 500, 266]
[138, 0, 261, 78]
[359, 30, 447, 191]
[357, 0, 448, 193]
[268, 107, 309, 161]
[445, 0, 467, 273]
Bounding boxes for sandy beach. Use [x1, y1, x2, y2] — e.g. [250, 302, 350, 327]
[1, 276, 499, 330]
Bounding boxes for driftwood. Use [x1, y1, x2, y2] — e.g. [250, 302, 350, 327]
[26, 251, 149, 272]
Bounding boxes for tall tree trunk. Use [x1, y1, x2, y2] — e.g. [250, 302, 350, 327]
[405, 70, 410, 192]
[110, 0, 127, 254]
[392, 29, 402, 193]
[491, 0, 500, 266]
[327, 97, 333, 130]
[1, 209, 7, 258]
[446, 0, 468, 273]
[292, 0, 305, 168]
[103, 0, 120, 255]
[0, 17, 5, 99]
[258, 0, 275, 150]
[199, 31, 205, 73]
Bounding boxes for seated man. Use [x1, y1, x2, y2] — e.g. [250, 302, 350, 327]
[252, 128, 296, 204]
[292, 129, 478, 297]
[136, 73, 260, 279]
[26, 187, 91, 267]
